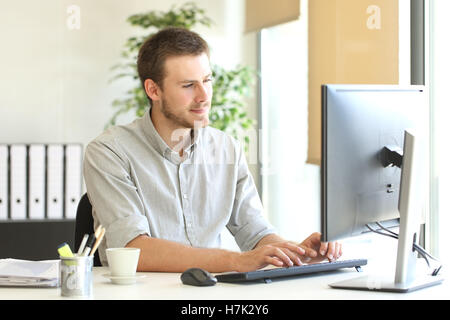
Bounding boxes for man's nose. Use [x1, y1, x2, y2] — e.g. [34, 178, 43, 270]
[195, 83, 210, 103]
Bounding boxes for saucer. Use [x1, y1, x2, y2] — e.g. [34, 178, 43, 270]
[102, 273, 146, 285]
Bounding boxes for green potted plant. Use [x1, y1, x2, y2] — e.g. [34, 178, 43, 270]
[109, 2, 256, 148]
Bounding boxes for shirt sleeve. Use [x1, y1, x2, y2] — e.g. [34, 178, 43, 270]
[226, 141, 277, 252]
[83, 137, 151, 252]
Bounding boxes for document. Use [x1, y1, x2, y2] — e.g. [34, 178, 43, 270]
[10, 144, 27, 220]
[64, 144, 83, 219]
[47, 144, 64, 219]
[0, 145, 8, 220]
[28, 144, 46, 219]
[0, 258, 59, 287]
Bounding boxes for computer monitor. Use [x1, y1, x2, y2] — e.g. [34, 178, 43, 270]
[321, 84, 443, 292]
[321, 84, 427, 241]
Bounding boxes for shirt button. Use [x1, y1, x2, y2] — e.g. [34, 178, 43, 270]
[183, 194, 188, 199]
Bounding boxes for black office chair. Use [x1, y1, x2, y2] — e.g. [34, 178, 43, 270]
[74, 193, 102, 266]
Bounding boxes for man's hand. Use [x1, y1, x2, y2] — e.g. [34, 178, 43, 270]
[299, 232, 342, 264]
[234, 232, 342, 272]
[235, 241, 306, 272]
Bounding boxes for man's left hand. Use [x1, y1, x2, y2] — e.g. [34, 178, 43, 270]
[299, 232, 342, 264]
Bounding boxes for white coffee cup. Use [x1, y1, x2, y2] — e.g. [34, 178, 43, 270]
[106, 247, 141, 277]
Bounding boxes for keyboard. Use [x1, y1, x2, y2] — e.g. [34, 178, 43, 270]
[215, 259, 367, 283]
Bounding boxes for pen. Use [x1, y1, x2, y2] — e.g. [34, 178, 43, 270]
[89, 227, 105, 257]
[77, 234, 89, 255]
[82, 234, 96, 256]
[79, 225, 102, 256]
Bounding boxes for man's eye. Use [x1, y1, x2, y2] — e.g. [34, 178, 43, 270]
[182, 83, 193, 88]
[204, 78, 213, 83]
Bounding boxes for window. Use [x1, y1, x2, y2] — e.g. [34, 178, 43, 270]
[259, 12, 312, 241]
[429, 0, 450, 264]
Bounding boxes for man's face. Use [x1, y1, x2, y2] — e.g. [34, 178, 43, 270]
[158, 53, 213, 129]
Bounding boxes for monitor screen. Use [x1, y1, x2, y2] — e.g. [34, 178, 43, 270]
[321, 85, 429, 242]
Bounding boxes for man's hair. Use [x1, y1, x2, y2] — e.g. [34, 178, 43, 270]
[137, 27, 210, 106]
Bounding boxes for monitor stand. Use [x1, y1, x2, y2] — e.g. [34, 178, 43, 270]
[330, 131, 444, 293]
[329, 274, 443, 293]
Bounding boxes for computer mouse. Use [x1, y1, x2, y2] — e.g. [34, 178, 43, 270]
[180, 268, 217, 286]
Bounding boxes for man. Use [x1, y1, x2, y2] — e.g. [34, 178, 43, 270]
[83, 27, 342, 273]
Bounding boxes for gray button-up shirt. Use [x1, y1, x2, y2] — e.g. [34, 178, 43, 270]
[83, 109, 276, 265]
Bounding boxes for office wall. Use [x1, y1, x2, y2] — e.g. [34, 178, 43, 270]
[0, 0, 259, 187]
[307, 0, 399, 165]
[0, 0, 257, 251]
[0, 1, 256, 154]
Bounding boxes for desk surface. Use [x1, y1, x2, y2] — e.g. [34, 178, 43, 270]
[0, 266, 447, 300]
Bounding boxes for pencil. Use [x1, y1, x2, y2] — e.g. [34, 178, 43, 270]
[94, 224, 103, 238]
[89, 227, 105, 257]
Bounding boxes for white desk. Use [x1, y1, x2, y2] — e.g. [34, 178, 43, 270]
[0, 266, 447, 300]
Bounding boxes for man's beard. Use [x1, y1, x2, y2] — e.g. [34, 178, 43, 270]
[160, 97, 210, 129]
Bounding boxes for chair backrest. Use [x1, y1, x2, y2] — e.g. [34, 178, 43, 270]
[74, 193, 101, 266]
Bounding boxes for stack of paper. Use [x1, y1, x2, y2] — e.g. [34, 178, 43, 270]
[0, 259, 60, 287]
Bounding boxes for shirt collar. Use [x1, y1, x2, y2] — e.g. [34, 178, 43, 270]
[142, 108, 200, 164]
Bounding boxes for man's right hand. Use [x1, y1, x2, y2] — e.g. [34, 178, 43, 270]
[233, 241, 306, 272]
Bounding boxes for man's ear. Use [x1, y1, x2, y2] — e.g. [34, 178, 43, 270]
[144, 79, 161, 102]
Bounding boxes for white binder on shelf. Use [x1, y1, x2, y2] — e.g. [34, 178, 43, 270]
[0, 145, 8, 220]
[10, 144, 27, 220]
[64, 144, 83, 219]
[28, 144, 46, 219]
[46, 144, 64, 219]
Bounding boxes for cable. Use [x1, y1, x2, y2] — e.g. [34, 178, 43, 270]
[375, 222, 399, 237]
[375, 222, 440, 263]
[370, 222, 443, 274]
[366, 223, 431, 267]
[365, 224, 431, 265]
[365, 223, 398, 240]
[365, 222, 442, 276]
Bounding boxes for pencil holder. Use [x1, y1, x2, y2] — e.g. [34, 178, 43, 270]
[60, 255, 93, 298]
